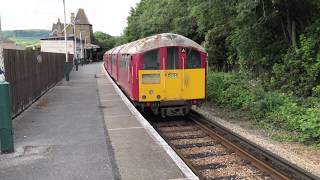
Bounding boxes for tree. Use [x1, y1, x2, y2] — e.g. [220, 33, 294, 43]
[94, 31, 116, 50]
[120, 0, 320, 96]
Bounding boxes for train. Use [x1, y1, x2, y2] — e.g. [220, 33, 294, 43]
[103, 33, 207, 117]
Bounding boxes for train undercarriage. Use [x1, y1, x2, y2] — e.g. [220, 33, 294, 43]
[137, 100, 202, 118]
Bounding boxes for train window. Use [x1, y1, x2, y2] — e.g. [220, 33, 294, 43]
[143, 49, 160, 70]
[120, 55, 128, 71]
[186, 49, 201, 69]
[112, 55, 116, 65]
[167, 47, 179, 69]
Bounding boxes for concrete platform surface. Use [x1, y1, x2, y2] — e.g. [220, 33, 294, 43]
[0, 63, 197, 180]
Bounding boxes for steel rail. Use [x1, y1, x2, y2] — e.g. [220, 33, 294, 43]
[189, 110, 319, 180]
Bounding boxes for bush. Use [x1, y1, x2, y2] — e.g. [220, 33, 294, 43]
[207, 71, 320, 146]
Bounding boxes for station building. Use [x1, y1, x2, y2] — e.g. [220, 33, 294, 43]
[40, 8, 99, 60]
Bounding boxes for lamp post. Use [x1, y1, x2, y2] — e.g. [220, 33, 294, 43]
[63, 0, 70, 81]
[73, 19, 78, 71]
[80, 31, 83, 65]
[84, 36, 87, 63]
[79, 31, 86, 65]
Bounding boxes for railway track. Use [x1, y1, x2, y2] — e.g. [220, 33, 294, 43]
[147, 110, 318, 180]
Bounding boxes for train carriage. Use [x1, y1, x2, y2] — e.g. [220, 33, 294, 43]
[104, 33, 207, 117]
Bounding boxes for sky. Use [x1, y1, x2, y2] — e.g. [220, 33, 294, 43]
[0, 0, 140, 36]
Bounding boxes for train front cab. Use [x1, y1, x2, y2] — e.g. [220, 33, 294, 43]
[138, 46, 206, 117]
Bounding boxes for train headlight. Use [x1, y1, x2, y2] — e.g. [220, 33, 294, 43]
[142, 95, 146, 99]
[142, 74, 160, 84]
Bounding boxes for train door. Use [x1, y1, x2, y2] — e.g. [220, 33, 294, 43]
[116, 54, 119, 81]
[111, 54, 114, 76]
[163, 47, 182, 100]
[182, 48, 206, 100]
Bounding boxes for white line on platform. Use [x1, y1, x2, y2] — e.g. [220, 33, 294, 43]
[101, 65, 199, 180]
[100, 99, 123, 102]
[170, 178, 200, 180]
[108, 127, 144, 131]
[105, 114, 134, 118]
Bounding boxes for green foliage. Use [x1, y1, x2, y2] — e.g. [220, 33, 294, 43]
[94, 31, 116, 50]
[121, 0, 320, 145]
[207, 71, 320, 145]
[8, 37, 40, 46]
[3, 30, 50, 39]
[93, 31, 120, 60]
[3, 30, 50, 46]
[122, 0, 320, 96]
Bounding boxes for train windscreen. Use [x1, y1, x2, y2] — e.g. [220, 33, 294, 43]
[167, 47, 179, 69]
[186, 49, 201, 69]
[143, 49, 160, 70]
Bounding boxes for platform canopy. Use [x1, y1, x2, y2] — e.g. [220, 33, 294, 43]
[84, 43, 99, 49]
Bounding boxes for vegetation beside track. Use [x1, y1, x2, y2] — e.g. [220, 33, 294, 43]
[207, 71, 320, 147]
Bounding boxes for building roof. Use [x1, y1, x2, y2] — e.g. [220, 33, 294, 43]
[40, 36, 84, 43]
[75, 8, 90, 25]
[106, 33, 206, 54]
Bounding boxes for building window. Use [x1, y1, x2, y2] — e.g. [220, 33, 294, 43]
[167, 47, 179, 69]
[186, 49, 201, 69]
[143, 49, 160, 70]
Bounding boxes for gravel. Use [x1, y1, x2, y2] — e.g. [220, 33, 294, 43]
[193, 105, 320, 177]
[191, 154, 242, 166]
[200, 163, 261, 179]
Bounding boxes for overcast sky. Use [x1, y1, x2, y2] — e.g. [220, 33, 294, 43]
[0, 0, 140, 36]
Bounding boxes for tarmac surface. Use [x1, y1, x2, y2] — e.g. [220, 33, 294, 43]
[0, 63, 196, 180]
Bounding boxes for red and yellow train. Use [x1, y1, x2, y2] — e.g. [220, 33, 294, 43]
[103, 33, 207, 117]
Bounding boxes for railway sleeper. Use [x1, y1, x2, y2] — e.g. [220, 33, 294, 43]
[185, 152, 232, 159]
[175, 142, 217, 149]
[165, 134, 208, 140]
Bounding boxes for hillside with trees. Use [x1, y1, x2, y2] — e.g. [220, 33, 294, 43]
[118, 0, 320, 146]
[3, 29, 50, 46]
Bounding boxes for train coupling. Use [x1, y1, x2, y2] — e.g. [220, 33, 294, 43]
[160, 106, 190, 118]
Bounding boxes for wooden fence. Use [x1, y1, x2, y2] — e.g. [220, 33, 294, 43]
[3, 49, 72, 117]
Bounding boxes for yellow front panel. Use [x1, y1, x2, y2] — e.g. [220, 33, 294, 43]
[139, 70, 163, 102]
[138, 69, 205, 102]
[181, 69, 206, 99]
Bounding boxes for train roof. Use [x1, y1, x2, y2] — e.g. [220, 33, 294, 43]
[105, 33, 206, 55]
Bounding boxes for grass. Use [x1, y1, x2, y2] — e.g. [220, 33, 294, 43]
[206, 71, 320, 147]
[9, 37, 40, 47]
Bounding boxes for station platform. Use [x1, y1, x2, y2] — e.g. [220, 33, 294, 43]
[0, 63, 197, 180]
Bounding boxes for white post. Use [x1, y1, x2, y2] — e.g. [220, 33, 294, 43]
[84, 37, 87, 60]
[80, 32, 83, 59]
[63, 0, 68, 63]
[0, 47, 4, 81]
[63, 0, 70, 81]
[73, 20, 77, 59]
[0, 16, 5, 81]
